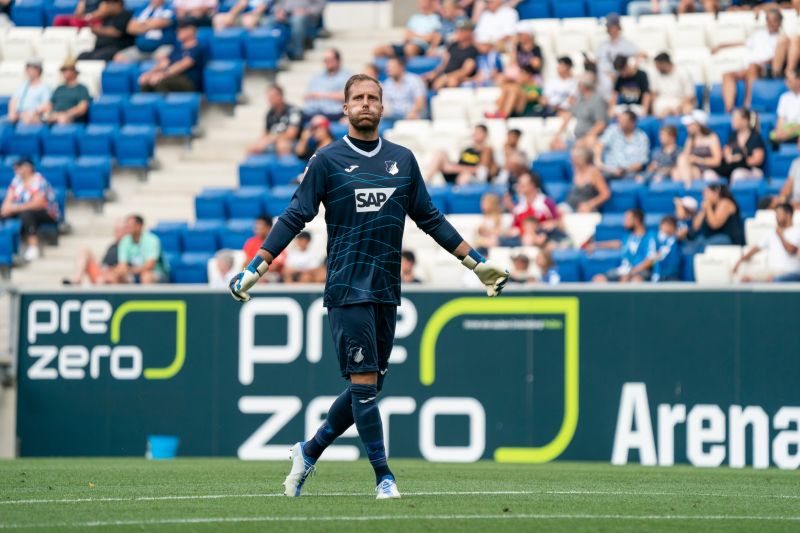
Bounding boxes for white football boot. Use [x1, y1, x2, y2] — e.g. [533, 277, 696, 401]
[375, 476, 401, 500]
[283, 442, 315, 497]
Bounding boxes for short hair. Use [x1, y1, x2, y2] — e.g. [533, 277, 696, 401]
[344, 74, 382, 102]
[401, 250, 416, 263]
[521, 64, 537, 76]
[766, 7, 782, 21]
[297, 231, 311, 241]
[621, 110, 638, 123]
[328, 48, 341, 62]
[557, 56, 573, 68]
[129, 214, 144, 226]
[267, 84, 284, 96]
[508, 128, 522, 137]
[256, 215, 272, 227]
[661, 125, 677, 139]
[475, 124, 488, 134]
[777, 202, 794, 217]
[629, 208, 645, 224]
[613, 54, 628, 72]
[388, 56, 406, 68]
[654, 52, 671, 64]
[660, 215, 678, 227]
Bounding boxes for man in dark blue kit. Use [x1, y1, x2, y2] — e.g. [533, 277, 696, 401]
[229, 74, 509, 499]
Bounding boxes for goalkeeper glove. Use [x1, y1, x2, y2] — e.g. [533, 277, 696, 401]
[229, 255, 270, 302]
[461, 249, 509, 297]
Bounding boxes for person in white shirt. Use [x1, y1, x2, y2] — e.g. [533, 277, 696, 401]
[733, 203, 800, 282]
[7, 60, 51, 125]
[770, 68, 800, 144]
[283, 231, 325, 283]
[651, 52, 695, 117]
[373, 0, 441, 58]
[382, 57, 427, 121]
[593, 13, 640, 101]
[542, 56, 578, 114]
[208, 250, 240, 288]
[718, 8, 789, 112]
[474, 0, 518, 48]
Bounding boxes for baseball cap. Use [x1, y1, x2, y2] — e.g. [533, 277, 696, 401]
[60, 58, 78, 72]
[456, 18, 475, 30]
[681, 109, 708, 126]
[25, 58, 42, 69]
[680, 196, 699, 211]
[606, 12, 621, 27]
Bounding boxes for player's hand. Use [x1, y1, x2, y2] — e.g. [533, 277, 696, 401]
[473, 259, 509, 297]
[229, 255, 268, 302]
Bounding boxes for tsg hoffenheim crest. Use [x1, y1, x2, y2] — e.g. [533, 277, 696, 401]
[385, 161, 399, 175]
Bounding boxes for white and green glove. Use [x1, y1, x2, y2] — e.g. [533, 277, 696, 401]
[462, 250, 509, 297]
[229, 255, 270, 302]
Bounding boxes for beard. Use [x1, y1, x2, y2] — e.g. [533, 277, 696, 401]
[348, 110, 381, 133]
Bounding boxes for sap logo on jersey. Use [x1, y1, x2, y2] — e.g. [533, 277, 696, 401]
[355, 187, 396, 213]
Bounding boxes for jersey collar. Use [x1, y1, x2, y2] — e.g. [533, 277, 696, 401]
[343, 136, 382, 158]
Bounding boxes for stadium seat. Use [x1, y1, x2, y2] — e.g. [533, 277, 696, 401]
[210, 28, 245, 60]
[228, 187, 266, 219]
[517, 0, 550, 19]
[544, 182, 570, 204]
[122, 93, 161, 127]
[1, 218, 21, 254]
[645, 213, 668, 233]
[244, 28, 281, 69]
[0, 157, 21, 188]
[182, 223, 221, 253]
[587, 0, 622, 18]
[427, 185, 449, 214]
[0, 96, 9, 117]
[101, 62, 138, 95]
[89, 95, 124, 125]
[594, 214, 627, 242]
[115, 125, 156, 168]
[195, 188, 230, 221]
[264, 184, 298, 216]
[642, 181, 685, 213]
[603, 181, 643, 213]
[158, 93, 200, 137]
[637, 116, 661, 148]
[44, 0, 78, 26]
[750, 79, 786, 113]
[552, 248, 582, 282]
[222, 218, 253, 249]
[551, 0, 586, 18]
[6, 123, 44, 157]
[768, 151, 795, 179]
[405, 56, 441, 76]
[709, 81, 745, 114]
[268, 156, 306, 186]
[730, 180, 760, 218]
[532, 151, 571, 183]
[0, 231, 13, 269]
[11, 0, 45, 26]
[203, 61, 243, 104]
[70, 156, 111, 201]
[707, 114, 732, 145]
[172, 252, 213, 283]
[39, 156, 71, 190]
[447, 184, 490, 214]
[239, 155, 272, 187]
[152, 222, 187, 254]
[42, 124, 81, 157]
[78, 124, 116, 157]
[581, 249, 623, 280]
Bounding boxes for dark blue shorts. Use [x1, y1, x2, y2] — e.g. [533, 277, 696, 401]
[328, 303, 397, 386]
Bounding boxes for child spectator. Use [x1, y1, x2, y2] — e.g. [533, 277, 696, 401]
[508, 253, 533, 283]
[638, 125, 679, 183]
[487, 65, 542, 119]
[475, 192, 505, 248]
[648, 216, 682, 282]
[534, 249, 560, 285]
[400, 250, 423, 283]
[611, 54, 651, 117]
[283, 231, 324, 283]
[542, 56, 577, 115]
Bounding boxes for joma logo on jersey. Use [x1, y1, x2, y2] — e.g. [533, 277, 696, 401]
[355, 187, 396, 213]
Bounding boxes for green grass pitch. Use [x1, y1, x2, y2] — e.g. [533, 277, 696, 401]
[1, 459, 799, 531]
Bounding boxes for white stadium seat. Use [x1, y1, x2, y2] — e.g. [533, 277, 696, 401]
[668, 25, 708, 49]
[554, 32, 590, 56]
[707, 24, 747, 49]
[562, 213, 601, 247]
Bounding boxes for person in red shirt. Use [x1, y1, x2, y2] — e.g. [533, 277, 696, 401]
[511, 172, 559, 232]
[243, 216, 271, 260]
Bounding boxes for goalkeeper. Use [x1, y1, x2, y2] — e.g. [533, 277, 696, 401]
[230, 73, 509, 500]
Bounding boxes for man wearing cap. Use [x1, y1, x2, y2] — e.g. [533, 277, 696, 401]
[77, 0, 134, 61]
[424, 18, 479, 91]
[247, 84, 303, 155]
[651, 52, 695, 118]
[42, 59, 91, 125]
[7, 60, 51, 125]
[114, 0, 176, 63]
[593, 13, 639, 100]
[139, 20, 204, 93]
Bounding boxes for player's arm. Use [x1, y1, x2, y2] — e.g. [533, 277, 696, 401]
[406, 157, 509, 296]
[229, 155, 326, 301]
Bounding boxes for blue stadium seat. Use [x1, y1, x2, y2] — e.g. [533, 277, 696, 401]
[45, 0, 77, 24]
[39, 156, 71, 190]
[594, 214, 627, 242]
[172, 252, 213, 283]
[603, 180, 643, 213]
[11, 0, 45, 26]
[239, 155, 273, 187]
[115, 125, 156, 168]
[79, 124, 116, 157]
[581, 249, 623, 281]
[768, 151, 795, 179]
[695, 84, 706, 110]
[707, 114, 732, 144]
[645, 213, 668, 233]
[101, 62, 138, 95]
[532, 151, 570, 183]
[660, 115, 687, 146]
[122, 93, 161, 126]
[90, 95, 124, 125]
[587, 0, 622, 17]
[42, 124, 82, 157]
[228, 187, 266, 218]
[182, 223, 221, 253]
[70, 157, 111, 201]
[637, 116, 661, 148]
[0, 231, 13, 268]
[551, 0, 587, 18]
[447, 184, 490, 214]
[763, 178, 785, 197]
[759, 112, 776, 149]
[709, 81, 745, 114]
[0, 157, 20, 188]
[6, 123, 44, 157]
[158, 93, 201, 137]
[685, 179, 710, 205]
[405, 56, 441, 76]
[244, 28, 281, 69]
[268, 155, 306, 186]
[0, 96, 8, 117]
[751, 79, 786, 113]
[152, 222, 187, 254]
[731, 180, 760, 218]
[195, 188, 230, 221]
[551, 249, 582, 282]
[1, 218, 21, 254]
[544, 182, 570, 204]
[264, 184, 298, 216]
[517, 0, 550, 19]
[642, 181, 685, 213]
[222, 218, 253, 249]
[204, 61, 244, 104]
[211, 28, 245, 60]
[427, 185, 449, 214]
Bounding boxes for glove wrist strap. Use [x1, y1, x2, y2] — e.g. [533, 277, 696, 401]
[247, 255, 270, 277]
[461, 248, 486, 270]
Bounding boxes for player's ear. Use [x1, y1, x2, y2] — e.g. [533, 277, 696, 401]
[342, 101, 348, 115]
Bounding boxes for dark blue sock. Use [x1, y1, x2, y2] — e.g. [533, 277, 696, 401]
[350, 383, 393, 485]
[303, 387, 353, 463]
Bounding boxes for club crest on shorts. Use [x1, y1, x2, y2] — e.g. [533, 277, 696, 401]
[352, 346, 365, 363]
[385, 160, 399, 175]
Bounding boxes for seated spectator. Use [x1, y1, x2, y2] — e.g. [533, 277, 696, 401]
[467, 40, 504, 88]
[684, 184, 744, 253]
[475, 192, 505, 248]
[243, 215, 272, 261]
[213, 0, 270, 30]
[65, 220, 127, 285]
[115, 214, 168, 284]
[425, 124, 496, 184]
[734, 203, 800, 281]
[54, 0, 103, 27]
[246, 84, 303, 155]
[437, 0, 464, 46]
[508, 253, 533, 283]
[487, 65, 543, 119]
[511, 173, 559, 233]
[563, 147, 611, 213]
[363, 63, 380, 80]
[400, 250, 423, 283]
[208, 250, 239, 288]
[7, 60, 51, 125]
[0, 158, 60, 262]
[504, 24, 542, 81]
[42, 59, 90, 125]
[592, 208, 657, 282]
[139, 21, 204, 93]
[718, 8, 788, 112]
[283, 231, 324, 283]
[716, 108, 766, 182]
[474, 0, 518, 48]
[173, 0, 217, 27]
[593, 13, 640, 100]
[264, 0, 325, 61]
[677, 0, 724, 13]
[651, 52, 695, 118]
[534, 249, 560, 284]
[423, 19, 479, 91]
[519, 216, 569, 250]
[775, 156, 800, 208]
[611, 55, 651, 117]
[373, 0, 441, 59]
[649, 215, 682, 282]
[295, 115, 334, 160]
[382, 57, 427, 122]
[595, 110, 650, 181]
[627, 0, 679, 18]
[496, 129, 529, 186]
[673, 195, 699, 240]
[770, 68, 800, 145]
[638, 125, 679, 183]
[304, 48, 352, 122]
[673, 110, 722, 186]
[77, 0, 134, 61]
[114, 0, 176, 62]
[542, 56, 577, 115]
[550, 73, 608, 151]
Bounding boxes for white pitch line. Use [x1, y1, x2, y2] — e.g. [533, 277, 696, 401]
[2, 513, 800, 529]
[1, 489, 799, 506]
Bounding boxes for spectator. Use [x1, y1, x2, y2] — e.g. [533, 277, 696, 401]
[673, 110, 722, 186]
[734, 203, 800, 281]
[243, 215, 272, 260]
[511, 173, 560, 236]
[76, 0, 134, 61]
[53, 0, 103, 27]
[437, 0, 464, 45]
[611, 55, 651, 117]
[542, 56, 577, 115]
[534, 249, 560, 284]
[208, 250, 239, 288]
[685, 183, 744, 252]
[7, 60, 51, 125]
[282, 231, 324, 283]
[474, 0, 519, 48]
[425, 124, 496, 184]
[363, 63, 380, 80]
[246, 84, 303, 155]
[424, 18, 479, 91]
[651, 52, 695, 118]
[373, 0, 441, 59]
[649, 215, 682, 282]
[139, 21, 204, 93]
[475, 192, 505, 248]
[518, 216, 569, 250]
[382, 57, 427, 122]
[564, 146, 611, 213]
[595, 110, 651, 181]
[592, 208, 657, 282]
[468, 40, 504, 88]
[0, 158, 60, 262]
[718, 8, 788, 112]
[114, 0, 176, 62]
[487, 65, 543, 118]
[716, 108, 766, 182]
[508, 253, 533, 283]
[173, 0, 217, 27]
[65, 220, 128, 285]
[677, 0, 725, 13]
[627, 0, 679, 17]
[295, 115, 334, 160]
[304, 48, 352, 122]
[770, 68, 800, 145]
[265, 0, 325, 60]
[42, 59, 91, 125]
[550, 73, 608, 151]
[400, 250, 423, 283]
[638, 125, 679, 183]
[213, 0, 270, 30]
[496, 128, 529, 185]
[115, 214, 167, 284]
[593, 13, 639, 100]
[505, 24, 542, 80]
[775, 156, 800, 208]
[673, 195, 699, 240]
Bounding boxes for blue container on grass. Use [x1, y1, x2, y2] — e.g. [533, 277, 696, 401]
[147, 435, 179, 460]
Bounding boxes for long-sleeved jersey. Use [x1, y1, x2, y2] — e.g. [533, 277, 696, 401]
[261, 136, 464, 307]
